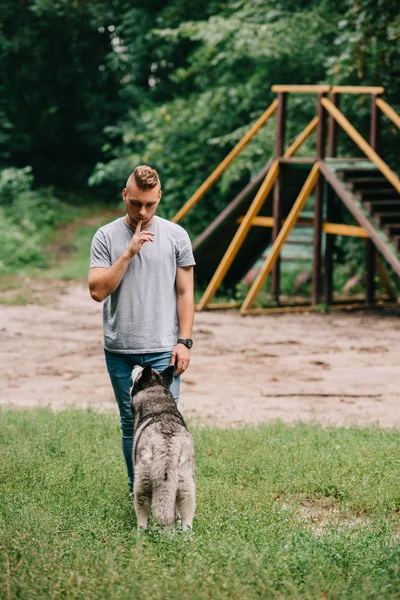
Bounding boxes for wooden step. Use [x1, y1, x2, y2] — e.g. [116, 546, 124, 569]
[337, 169, 380, 179]
[356, 188, 398, 198]
[281, 256, 312, 262]
[364, 199, 400, 213]
[285, 239, 314, 245]
[384, 223, 400, 236]
[374, 211, 400, 226]
[345, 177, 388, 191]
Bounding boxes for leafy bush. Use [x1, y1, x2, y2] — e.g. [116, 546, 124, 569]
[0, 166, 60, 273]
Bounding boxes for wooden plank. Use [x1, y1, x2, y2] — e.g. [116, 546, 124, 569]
[278, 158, 315, 164]
[241, 301, 398, 315]
[272, 92, 287, 300]
[236, 216, 274, 227]
[196, 160, 280, 310]
[324, 186, 336, 305]
[376, 98, 400, 129]
[319, 160, 400, 275]
[321, 97, 400, 193]
[192, 159, 272, 252]
[204, 303, 241, 310]
[366, 240, 376, 303]
[331, 86, 385, 94]
[370, 94, 381, 153]
[172, 99, 278, 223]
[327, 92, 340, 157]
[275, 92, 287, 156]
[322, 223, 369, 238]
[240, 163, 320, 313]
[313, 93, 327, 305]
[272, 85, 331, 93]
[236, 218, 370, 237]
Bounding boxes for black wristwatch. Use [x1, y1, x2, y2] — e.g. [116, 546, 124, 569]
[177, 338, 193, 349]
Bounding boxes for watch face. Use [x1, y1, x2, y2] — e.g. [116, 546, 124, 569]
[187, 339, 193, 349]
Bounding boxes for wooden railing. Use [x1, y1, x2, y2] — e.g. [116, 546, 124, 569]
[172, 99, 278, 223]
[321, 97, 400, 193]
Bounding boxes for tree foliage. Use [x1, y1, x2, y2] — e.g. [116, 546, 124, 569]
[0, 0, 398, 217]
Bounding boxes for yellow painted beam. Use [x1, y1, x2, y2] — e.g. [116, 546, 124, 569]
[331, 86, 385, 95]
[321, 97, 400, 193]
[240, 163, 320, 313]
[284, 117, 319, 157]
[236, 216, 274, 227]
[376, 98, 400, 129]
[172, 99, 278, 223]
[322, 223, 369, 238]
[205, 302, 241, 309]
[196, 160, 280, 311]
[236, 217, 369, 238]
[272, 85, 331, 93]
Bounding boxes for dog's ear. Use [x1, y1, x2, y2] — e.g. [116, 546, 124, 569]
[141, 363, 153, 382]
[161, 365, 175, 388]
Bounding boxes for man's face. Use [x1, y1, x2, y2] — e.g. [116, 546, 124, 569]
[122, 180, 161, 228]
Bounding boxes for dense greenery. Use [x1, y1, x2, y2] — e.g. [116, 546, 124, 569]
[1, 1, 399, 198]
[0, 166, 61, 273]
[1, 1, 399, 281]
[1, 408, 399, 599]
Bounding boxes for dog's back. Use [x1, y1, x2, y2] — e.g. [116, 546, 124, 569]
[130, 364, 196, 530]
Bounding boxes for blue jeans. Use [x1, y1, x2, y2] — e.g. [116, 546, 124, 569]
[104, 349, 180, 489]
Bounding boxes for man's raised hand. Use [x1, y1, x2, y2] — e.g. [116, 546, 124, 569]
[126, 219, 155, 258]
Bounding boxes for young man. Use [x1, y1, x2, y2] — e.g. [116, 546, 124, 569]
[89, 165, 195, 491]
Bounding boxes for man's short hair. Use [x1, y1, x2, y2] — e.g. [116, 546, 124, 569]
[127, 165, 160, 191]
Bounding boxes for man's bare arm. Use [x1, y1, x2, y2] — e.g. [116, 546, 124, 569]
[88, 220, 154, 302]
[170, 265, 194, 375]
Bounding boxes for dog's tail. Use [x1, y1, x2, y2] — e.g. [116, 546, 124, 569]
[150, 440, 181, 528]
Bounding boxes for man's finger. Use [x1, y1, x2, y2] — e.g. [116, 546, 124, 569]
[135, 219, 143, 234]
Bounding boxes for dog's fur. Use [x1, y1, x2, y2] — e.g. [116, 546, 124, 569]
[130, 364, 196, 530]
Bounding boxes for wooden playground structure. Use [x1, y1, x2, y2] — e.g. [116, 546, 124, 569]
[172, 85, 400, 313]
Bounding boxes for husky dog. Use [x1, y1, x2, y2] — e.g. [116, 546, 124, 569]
[130, 364, 196, 530]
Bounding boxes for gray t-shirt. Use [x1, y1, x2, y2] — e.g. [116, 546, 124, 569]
[90, 216, 195, 353]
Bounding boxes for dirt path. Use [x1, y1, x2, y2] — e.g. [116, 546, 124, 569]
[1, 280, 399, 427]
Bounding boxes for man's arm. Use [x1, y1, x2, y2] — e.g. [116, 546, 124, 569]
[88, 220, 154, 302]
[171, 265, 194, 376]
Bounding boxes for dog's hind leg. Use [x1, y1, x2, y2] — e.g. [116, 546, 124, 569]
[177, 478, 195, 531]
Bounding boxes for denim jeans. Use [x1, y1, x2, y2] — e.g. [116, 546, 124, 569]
[104, 349, 180, 489]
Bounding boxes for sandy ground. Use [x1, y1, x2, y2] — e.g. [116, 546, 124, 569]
[1, 279, 399, 428]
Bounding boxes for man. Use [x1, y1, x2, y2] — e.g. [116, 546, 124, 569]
[88, 165, 195, 492]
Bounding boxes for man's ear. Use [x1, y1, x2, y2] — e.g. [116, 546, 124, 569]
[161, 365, 175, 389]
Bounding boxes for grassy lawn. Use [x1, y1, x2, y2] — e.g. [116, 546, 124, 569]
[1, 409, 399, 599]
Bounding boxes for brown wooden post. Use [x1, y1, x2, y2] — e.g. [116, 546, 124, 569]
[366, 94, 380, 304]
[370, 94, 381, 155]
[327, 92, 340, 157]
[324, 92, 340, 305]
[312, 92, 326, 305]
[272, 92, 287, 301]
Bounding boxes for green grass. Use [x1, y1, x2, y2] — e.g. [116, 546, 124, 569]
[1, 409, 399, 599]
